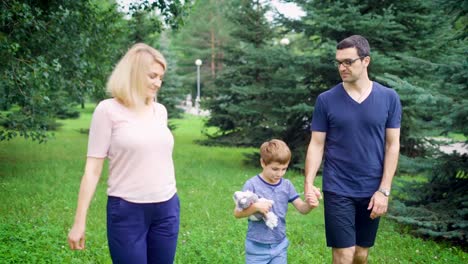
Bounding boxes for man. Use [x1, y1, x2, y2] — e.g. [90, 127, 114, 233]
[304, 35, 401, 264]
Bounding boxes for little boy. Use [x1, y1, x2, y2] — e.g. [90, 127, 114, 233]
[234, 139, 319, 264]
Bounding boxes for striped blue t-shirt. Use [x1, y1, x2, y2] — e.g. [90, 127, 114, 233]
[242, 175, 300, 244]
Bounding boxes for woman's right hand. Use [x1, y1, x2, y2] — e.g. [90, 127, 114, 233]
[68, 224, 86, 250]
[67, 157, 105, 250]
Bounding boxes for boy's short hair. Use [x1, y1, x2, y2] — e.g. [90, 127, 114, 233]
[260, 139, 291, 165]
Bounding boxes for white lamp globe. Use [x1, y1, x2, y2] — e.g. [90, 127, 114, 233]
[280, 38, 290, 46]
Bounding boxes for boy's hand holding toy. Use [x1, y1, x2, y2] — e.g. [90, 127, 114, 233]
[233, 191, 279, 229]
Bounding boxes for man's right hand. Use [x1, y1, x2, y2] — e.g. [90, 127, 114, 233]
[305, 192, 319, 208]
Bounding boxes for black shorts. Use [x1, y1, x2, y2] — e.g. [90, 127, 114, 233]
[324, 191, 380, 248]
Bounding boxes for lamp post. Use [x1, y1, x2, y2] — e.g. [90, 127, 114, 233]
[195, 59, 202, 113]
[280, 37, 290, 46]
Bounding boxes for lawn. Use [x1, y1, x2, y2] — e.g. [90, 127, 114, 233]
[0, 104, 466, 263]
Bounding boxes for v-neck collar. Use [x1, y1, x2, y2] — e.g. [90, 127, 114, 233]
[341, 81, 373, 105]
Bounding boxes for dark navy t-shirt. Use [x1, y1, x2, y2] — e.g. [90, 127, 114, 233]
[310, 82, 402, 197]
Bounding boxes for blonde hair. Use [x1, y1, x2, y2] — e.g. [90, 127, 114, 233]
[260, 139, 291, 165]
[107, 43, 167, 107]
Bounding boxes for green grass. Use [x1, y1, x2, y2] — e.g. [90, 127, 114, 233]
[0, 106, 466, 263]
[432, 132, 467, 142]
[448, 132, 467, 142]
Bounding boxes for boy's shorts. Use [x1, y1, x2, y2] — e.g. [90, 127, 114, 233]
[324, 191, 380, 248]
[245, 237, 289, 264]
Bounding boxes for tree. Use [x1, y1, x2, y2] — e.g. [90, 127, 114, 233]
[433, 0, 468, 137]
[0, 0, 187, 142]
[389, 153, 468, 245]
[275, 0, 467, 244]
[122, 1, 187, 120]
[0, 0, 125, 142]
[171, 0, 234, 100]
[199, 0, 312, 167]
[202, 0, 459, 169]
[283, 0, 458, 158]
[385, 0, 468, 244]
[157, 32, 185, 120]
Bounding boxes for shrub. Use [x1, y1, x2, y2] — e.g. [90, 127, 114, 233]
[389, 153, 468, 246]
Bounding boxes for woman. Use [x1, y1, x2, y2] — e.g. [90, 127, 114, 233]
[68, 43, 180, 264]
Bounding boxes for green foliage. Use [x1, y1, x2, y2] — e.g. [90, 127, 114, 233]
[0, 0, 128, 142]
[376, 73, 446, 157]
[0, 0, 188, 143]
[389, 153, 468, 245]
[435, 0, 468, 39]
[127, 0, 187, 31]
[199, 0, 313, 169]
[171, 0, 234, 100]
[434, 44, 468, 137]
[397, 155, 433, 175]
[286, 0, 461, 159]
[199, 0, 467, 171]
[157, 33, 185, 120]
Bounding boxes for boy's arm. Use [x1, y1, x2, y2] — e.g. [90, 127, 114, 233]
[292, 193, 318, 215]
[233, 201, 272, 218]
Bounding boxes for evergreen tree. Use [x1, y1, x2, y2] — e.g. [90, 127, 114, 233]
[157, 32, 185, 120]
[172, 0, 233, 100]
[389, 153, 468, 245]
[385, 1, 468, 244]
[283, 0, 467, 244]
[203, 0, 312, 167]
[284, 0, 453, 158]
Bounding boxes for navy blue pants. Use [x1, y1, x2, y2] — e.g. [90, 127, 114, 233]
[107, 194, 180, 264]
[324, 192, 380, 248]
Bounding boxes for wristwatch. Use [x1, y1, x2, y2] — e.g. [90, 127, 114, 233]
[377, 188, 390, 197]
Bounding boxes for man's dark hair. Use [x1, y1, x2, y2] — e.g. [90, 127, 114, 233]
[337, 35, 370, 57]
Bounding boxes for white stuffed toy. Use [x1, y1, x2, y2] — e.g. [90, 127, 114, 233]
[233, 190, 279, 229]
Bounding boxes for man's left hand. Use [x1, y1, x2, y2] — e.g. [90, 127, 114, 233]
[367, 192, 388, 219]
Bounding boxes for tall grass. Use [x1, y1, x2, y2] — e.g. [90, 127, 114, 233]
[0, 105, 466, 263]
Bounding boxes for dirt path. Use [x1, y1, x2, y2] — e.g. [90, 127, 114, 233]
[439, 142, 468, 155]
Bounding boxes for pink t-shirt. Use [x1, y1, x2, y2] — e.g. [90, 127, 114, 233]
[87, 98, 176, 203]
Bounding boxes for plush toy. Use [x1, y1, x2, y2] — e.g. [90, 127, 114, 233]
[233, 190, 278, 229]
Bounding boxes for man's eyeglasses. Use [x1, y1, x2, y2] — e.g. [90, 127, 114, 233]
[333, 57, 364, 67]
